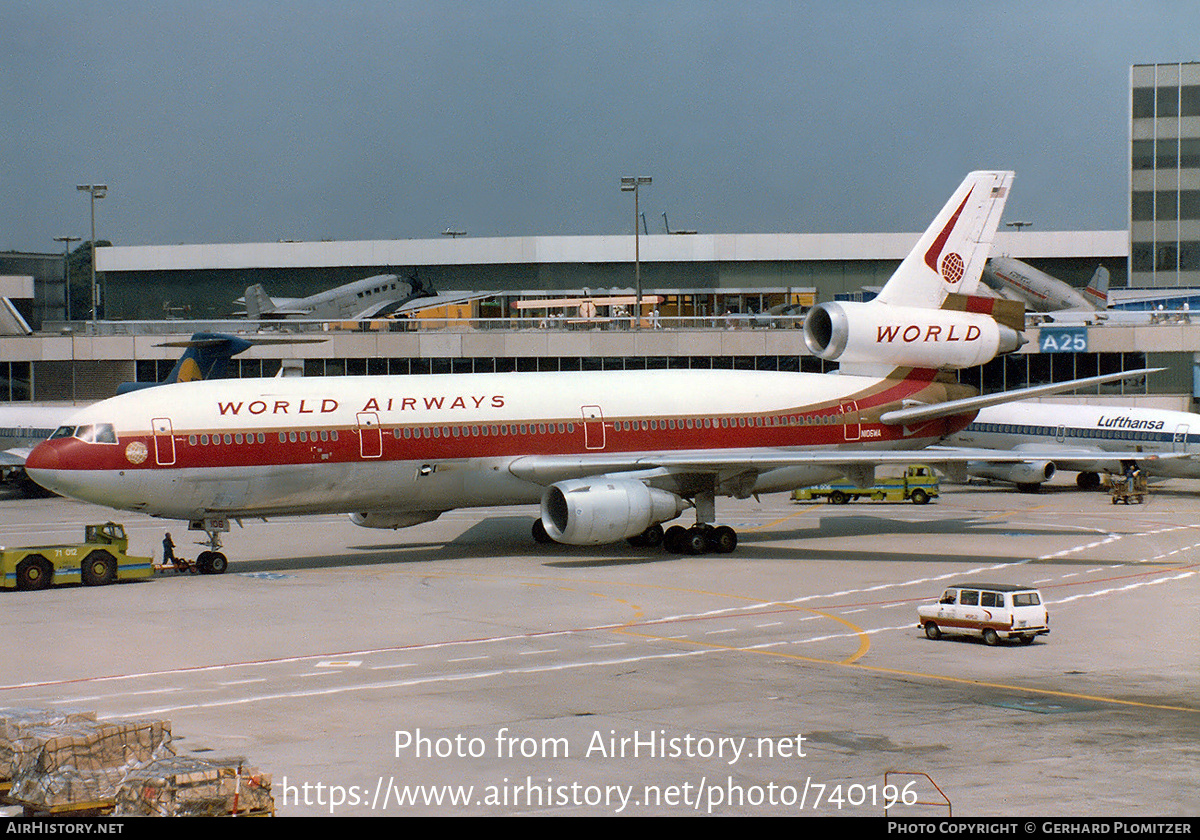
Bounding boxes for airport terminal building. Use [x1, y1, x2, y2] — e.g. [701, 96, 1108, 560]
[4, 228, 1174, 406]
[1130, 61, 1200, 288]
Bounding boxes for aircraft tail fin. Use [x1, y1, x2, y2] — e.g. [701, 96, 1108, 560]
[0, 297, 33, 336]
[244, 284, 275, 320]
[1084, 266, 1109, 309]
[803, 171, 1022, 377]
[116, 333, 254, 395]
[875, 171, 1014, 310]
[164, 333, 254, 384]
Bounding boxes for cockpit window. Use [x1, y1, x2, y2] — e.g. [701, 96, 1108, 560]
[93, 423, 117, 443]
[49, 425, 77, 440]
[73, 423, 118, 444]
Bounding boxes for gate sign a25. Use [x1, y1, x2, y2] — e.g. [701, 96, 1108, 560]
[1039, 327, 1088, 353]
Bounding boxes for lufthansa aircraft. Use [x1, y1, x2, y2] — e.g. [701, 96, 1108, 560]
[25, 172, 1165, 570]
[942, 399, 1200, 490]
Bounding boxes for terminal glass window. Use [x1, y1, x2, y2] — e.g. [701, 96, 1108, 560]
[0, 361, 31, 401]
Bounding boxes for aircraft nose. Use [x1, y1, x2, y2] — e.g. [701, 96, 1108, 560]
[25, 439, 60, 472]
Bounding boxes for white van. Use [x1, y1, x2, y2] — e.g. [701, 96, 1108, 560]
[917, 583, 1049, 645]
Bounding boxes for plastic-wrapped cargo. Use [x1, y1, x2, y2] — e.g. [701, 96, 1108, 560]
[33, 719, 172, 774]
[0, 708, 98, 781]
[9, 766, 127, 811]
[6, 717, 174, 810]
[115, 755, 274, 817]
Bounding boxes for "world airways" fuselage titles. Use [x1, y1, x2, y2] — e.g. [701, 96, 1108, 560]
[215, 394, 508, 416]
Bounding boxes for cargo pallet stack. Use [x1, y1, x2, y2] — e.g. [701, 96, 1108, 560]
[0, 708, 274, 817]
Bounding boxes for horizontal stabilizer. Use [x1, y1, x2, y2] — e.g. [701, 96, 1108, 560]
[878, 368, 1162, 426]
[941, 293, 1026, 334]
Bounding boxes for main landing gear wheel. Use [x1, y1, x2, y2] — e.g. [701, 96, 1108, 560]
[532, 518, 553, 544]
[664, 524, 738, 555]
[706, 525, 737, 554]
[627, 523, 664, 548]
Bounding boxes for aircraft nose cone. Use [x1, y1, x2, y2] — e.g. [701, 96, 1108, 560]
[25, 440, 60, 472]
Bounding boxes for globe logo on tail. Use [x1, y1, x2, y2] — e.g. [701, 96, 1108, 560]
[940, 252, 965, 285]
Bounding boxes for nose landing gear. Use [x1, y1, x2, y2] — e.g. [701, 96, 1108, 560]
[183, 517, 232, 575]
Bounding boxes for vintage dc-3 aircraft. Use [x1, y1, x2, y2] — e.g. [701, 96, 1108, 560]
[26, 172, 1170, 569]
[240, 271, 494, 321]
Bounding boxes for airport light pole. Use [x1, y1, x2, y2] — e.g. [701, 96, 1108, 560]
[620, 176, 651, 328]
[53, 235, 80, 322]
[76, 183, 107, 329]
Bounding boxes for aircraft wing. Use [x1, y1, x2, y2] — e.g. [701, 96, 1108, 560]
[926, 443, 1187, 465]
[1, 448, 31, 466]
[250, 306, 312, 317]
[878, 369, 1161, 426]
[392, 291, 498, 315]
[152, 336, 325, 350]
[349, 299, 408, 320]
[931, 441, 1191, 476]
[510, 367, 1174, 486]
[508, 447, 1187, 486]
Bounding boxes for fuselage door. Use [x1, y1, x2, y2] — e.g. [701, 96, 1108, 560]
[1174, 424, 1189, 452]
[841, 401, 860, 442]
[152, 417, 176, 466]
[357, 412, 383, 459]
[582, 405, 605, 450]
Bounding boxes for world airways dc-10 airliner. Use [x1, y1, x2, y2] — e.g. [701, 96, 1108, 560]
[25, 171, 1171, 573]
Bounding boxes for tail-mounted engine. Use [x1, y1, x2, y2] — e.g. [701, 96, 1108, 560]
[803, 299, 1024, 372]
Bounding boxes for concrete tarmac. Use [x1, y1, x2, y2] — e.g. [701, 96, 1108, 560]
[1, 479, 1196, 817]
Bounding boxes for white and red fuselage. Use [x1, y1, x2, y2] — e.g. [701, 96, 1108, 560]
[25, 367, 974, 523]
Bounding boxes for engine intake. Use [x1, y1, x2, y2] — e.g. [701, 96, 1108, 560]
[967, 460, 1056, 487]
